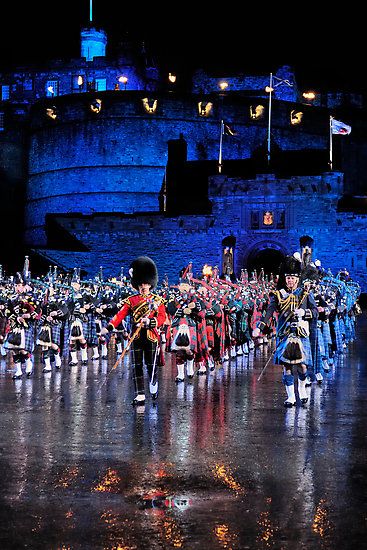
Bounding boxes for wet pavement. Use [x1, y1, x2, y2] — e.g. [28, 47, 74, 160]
[0, 315, 367, 550]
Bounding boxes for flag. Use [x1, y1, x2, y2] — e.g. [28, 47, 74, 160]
[272, 75, 294, 88]
[331, 118, 351, 135]
[222, 122, 237, 136]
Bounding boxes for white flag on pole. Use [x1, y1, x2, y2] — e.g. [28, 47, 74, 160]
[331, 118, 351, 135]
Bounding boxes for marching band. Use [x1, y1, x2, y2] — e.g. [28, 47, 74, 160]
[0, 254, 362, 408]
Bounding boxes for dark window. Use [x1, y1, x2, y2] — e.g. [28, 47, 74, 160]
[251, 211, 259, 229]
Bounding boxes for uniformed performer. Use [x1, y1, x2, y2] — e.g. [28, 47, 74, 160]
[253, 256, 318, 407]
[101, 256, 167, 405]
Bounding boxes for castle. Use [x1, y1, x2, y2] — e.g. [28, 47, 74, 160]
[1, 22, 367, 289]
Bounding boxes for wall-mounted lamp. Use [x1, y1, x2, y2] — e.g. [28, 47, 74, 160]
[118, 75, 128, 90]
[46, 106, 57, 120]
[77, 75, 83, 92]
[290, 110, 303, 125]
[168, 72, 176, 83]
[198, 101, 213, 117]
[302, 91, 316, 100]
[142, 97, 158, 113]
[90, 98, 102, 113]
[250, 104, 264, 119]
[218, 80, 229, 91]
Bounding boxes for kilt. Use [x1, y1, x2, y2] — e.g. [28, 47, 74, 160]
[274, 334, 313, 367]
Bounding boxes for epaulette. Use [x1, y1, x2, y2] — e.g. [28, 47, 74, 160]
[151, 293, 165, 304]
[118, 296, 131, 307]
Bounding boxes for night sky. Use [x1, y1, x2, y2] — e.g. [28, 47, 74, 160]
[0, 2, 363, 91]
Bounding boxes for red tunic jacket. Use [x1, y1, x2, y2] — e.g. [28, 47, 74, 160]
[108, 293, 166, 343]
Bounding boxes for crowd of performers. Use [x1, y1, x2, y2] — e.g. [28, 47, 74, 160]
[0, 254, 362, 407]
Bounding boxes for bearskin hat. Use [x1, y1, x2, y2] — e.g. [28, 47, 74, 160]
[300, 264, 320, 284]
[299, 236, 314, 249]
[129, 256, 158, 290]
[277, 255, 302, 289]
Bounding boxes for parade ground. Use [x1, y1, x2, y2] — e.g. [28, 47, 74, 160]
[0, 314, 366, 550]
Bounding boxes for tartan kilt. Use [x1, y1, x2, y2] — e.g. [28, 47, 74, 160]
[205, 320, 215, 349]
[85, 314, 98, 346]
[62, 320, 70, 356]
[333, 319, 344, 352]
[19, 325, 35, 353]
[274, 334, 313, 367]
[321, 321, 332, 347]
[170, 317, 197, 353]
[51, 323, 62, 346]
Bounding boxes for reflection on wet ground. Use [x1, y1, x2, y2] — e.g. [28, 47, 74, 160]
[0, 315, 366, 549]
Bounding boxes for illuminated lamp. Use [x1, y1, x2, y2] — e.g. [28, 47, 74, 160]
[290, 110, 303, 125]
[250, 105, 264, 119]
[198, 101, 213, 117]
[142, 97, 158, 113]
[90, 98, 102, 113]
[46, 106, 57, 120]
[119, 75, 128, 90]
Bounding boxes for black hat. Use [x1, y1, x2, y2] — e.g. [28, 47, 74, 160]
[277, 255, 301, 289]
[300, 236, 314, 249]
[129, 256, 158, 290]
[300, 264, 319, 284]
[282, 256, 302, 276]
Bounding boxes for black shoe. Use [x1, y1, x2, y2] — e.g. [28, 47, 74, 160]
[187, 374, 194, 379]
[12, 374, 22, 380]
[81, 360, 88, 366]
[300, 397, 308, 404]
[151, 392, 158, 400]
[132, 396, 146, 406]
[26, 371, 33, 377]
[175, 376, 184, 383]
[69, 361, 78, 366]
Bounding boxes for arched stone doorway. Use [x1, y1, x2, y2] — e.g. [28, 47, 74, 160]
[245, 242, 287, 277]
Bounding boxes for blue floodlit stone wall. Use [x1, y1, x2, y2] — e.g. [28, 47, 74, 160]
[25, 91, 329, 245]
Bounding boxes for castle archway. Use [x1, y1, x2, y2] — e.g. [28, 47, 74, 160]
[244, 242, 287, 277]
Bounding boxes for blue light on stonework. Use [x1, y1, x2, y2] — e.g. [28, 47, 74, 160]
[80, 27, 107, 61]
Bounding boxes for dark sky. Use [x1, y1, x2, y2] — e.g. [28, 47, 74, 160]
[1, 2, 363, 91]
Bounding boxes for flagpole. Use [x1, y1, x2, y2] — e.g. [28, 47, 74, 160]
[329, 116, 333, 171]
[267, 73, 273, 165]
[218, 119, 224, 174]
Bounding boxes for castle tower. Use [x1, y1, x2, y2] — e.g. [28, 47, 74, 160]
[81, 27, 107, 61]
[80, 1, 107, 61]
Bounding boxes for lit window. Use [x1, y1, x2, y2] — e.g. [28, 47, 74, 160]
[95, 78, 107, 91]
[72, 75, 84, 91]
[142, 98, 158, 113]
[250, 105, 264, 119]
[198, 101, 213, 117]
[1, 85, 10, 101]
[46, 80, 59, 97]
